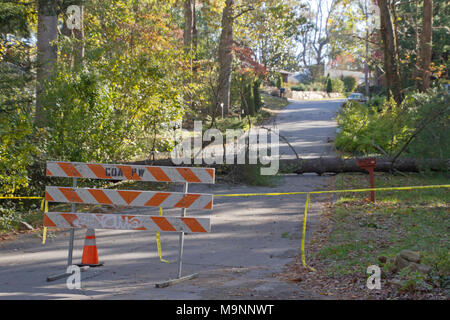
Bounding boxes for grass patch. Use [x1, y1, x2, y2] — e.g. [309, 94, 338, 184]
[316, 172, 449, 294]
[261, 93, 290, 112]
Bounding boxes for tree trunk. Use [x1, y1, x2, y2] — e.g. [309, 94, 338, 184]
[215, 0, 234, 116]
[377, 0, 403, 105]
[183, 0, 195, 53]
[364, 19, 369, 97]
[419, 0, 433, 91]
[364, 0, 369, 97]
[35, 0, 58, 127]
[61, 1, 85, 67]
[183, 0, 197, 108]
[73, 2, 85, 66]
[128, 157, 449, 174]
[277, 157, 448, 174]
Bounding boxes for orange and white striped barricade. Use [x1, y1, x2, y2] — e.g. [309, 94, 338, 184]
[44, 161, 214, 286]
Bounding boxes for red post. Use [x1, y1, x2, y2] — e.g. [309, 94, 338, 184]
[357, 158, 377, 202]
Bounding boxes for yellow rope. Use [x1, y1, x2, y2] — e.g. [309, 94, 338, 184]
[156, 207, 172, 264]
[301, 193, 316, 271]
[4, 184, 449, 269]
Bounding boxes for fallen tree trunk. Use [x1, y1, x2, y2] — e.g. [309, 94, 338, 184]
[278, 158, 448, 174]
[128, 157, 449, 174]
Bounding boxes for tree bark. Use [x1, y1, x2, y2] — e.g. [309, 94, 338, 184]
[35, 0, 58, 127]
[215, 0, 234, 116]
[419, 0, 433, 91]
[183, 0, 196, 55]
[61, 1, 85, 67]
[377, 0, 403, 105]
[277, 157, 448, 174]
[128, 157, 449, 174]
[73, 2, 85, 66]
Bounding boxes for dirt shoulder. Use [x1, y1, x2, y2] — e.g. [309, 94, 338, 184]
[282, 172, 449, 300]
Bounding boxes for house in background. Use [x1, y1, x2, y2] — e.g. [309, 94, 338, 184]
[286, 70, 312, 84]
[324, 67, 372, 85]
[278, 70, 293, 83]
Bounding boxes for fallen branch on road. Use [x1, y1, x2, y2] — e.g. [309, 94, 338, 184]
[128, 157, 449, 174]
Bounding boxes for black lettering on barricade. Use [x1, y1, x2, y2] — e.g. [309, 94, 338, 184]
[104, 166, 144, 179]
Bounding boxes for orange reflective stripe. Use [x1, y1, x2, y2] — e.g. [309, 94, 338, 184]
[58, 162, 82, 177]
[61, 213, 79, 226]
[44, 191, 54, 202]
[151, 216, 177, 232]
[117, 165, 142, 181]
[43, 214, 56, 227]
[147, 167, 171, 182]
[59, 187, 83, 203]
[87, 163, 111, 179]
[204, 200, 213, 210]
[117, 190, 141, 205]
[174, 194, 200, 208]
[182, 217, 207, 233]
[145, 193, 171, 207]
[206, 168, 215, 179]
[88, 189, 113, 205]
[176, 168, 201, 183]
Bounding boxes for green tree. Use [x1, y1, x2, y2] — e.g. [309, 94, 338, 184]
[235, 0, 309, 71]
[253, 79, 262, 112]
[331, 78, 345, 93]
[342, 75, 358, 92]
[276, 73, 283, 89]
[0, 0, 36, 196]
[326, 75, 333, 93]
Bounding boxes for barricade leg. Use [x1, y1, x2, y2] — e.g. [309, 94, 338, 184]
[155, 182, 198, 288]
[67, 178, 77, 266]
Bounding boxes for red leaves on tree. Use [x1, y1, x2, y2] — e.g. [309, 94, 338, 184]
[232, 44, 267, 77]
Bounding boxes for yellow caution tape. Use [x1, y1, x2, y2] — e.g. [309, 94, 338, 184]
[0, 196, 44, 199]
[213, 184, 450, 197]
[40, 199, 48, 245]
[301, 193, 316, 272]
[3, 185, 449, 270]
[214, 184, 450, 272]
[156, 207, 172, 264]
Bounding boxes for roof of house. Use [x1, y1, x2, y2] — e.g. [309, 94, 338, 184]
[325, 68, 367, 82]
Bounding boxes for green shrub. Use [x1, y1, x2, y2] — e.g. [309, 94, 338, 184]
[291, 83, 307, 91]
[0, 207, 22, 232]
[312, 82, 324, 91]
[0, 50, 36, 197]
[335, 97, 410, 155]
[403, 88, 450, 160]
[331, 78, 345, 93]
[335, 88, 449, 159]
[326, 75, 332, 93]
[342, 76, 358, 93]
[253, 80, 262, 112]
[276, 73, 283, 89]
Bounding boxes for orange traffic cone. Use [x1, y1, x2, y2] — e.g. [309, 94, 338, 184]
[78, 229, 103, 267]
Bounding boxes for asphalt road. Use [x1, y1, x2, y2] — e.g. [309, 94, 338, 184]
[0, 99, 344, 299]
